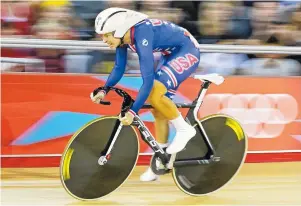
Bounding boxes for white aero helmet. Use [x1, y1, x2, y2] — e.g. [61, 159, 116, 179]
[95, 7, 148, 38]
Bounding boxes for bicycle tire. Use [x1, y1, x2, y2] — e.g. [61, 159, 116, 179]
[60, 116, 139, 200]
[172, 114, 247, 196]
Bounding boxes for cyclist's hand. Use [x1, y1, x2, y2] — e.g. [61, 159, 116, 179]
[90, 90, 106, 104]
[119, 110, 135, 125]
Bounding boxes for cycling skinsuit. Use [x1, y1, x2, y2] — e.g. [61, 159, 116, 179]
[104, 19, 201, 114]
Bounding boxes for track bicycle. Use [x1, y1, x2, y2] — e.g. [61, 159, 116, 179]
[60, 73, 248, 200]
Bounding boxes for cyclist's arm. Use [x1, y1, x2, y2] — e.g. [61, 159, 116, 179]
[130, 26, 155, 114]
[104, 46, 128, 88]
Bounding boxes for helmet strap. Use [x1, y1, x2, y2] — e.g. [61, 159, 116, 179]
[113, 30, 124, 47]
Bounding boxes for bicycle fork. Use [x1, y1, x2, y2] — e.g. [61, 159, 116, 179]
[98, 121, 123, 165]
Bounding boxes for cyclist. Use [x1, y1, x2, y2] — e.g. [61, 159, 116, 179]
[91, 7, 200, 182]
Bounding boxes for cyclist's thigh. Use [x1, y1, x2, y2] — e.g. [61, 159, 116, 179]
[155, 46, 200, 99]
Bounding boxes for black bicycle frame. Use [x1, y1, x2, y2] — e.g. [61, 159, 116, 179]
[98, 81, 219, 167]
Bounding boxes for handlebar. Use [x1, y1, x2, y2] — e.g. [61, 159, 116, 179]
[99, 100, 111, 105]
[93, 86, 195, 115]
[93, 86, 134, 117]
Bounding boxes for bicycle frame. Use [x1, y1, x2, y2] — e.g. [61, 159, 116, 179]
[99, 81, 219, 167]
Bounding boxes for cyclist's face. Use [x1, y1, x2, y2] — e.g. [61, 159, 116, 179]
[102, 32, 121, 49]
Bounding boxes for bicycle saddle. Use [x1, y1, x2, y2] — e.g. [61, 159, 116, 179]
[194, 73, 224, 85]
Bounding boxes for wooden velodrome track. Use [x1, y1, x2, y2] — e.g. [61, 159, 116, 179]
[1, 162, 301, 205]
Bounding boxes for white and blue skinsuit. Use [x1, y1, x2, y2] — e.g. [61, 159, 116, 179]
[104, 19, 201, 114]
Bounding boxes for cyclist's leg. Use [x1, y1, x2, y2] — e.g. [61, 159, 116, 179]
[140, 57, 173, 182]
[140, 45, 200, 181]
[150, 108, 169, 146]
[156, 45, 201, 154]
[140, 107, 169, 182]
[148, 80, 179, 120]
[147, 55, 178, 145]
[141, 79, 175, 182]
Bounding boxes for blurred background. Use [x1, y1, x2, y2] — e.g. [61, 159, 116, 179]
[1, 0, 301, 76]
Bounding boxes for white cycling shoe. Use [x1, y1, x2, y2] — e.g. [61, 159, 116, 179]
[166, 125, 196, 154]
[140, 144, 169, 182]
[140, 167, 159, 182]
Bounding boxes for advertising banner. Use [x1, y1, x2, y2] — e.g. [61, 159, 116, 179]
[1, 73, 301, 166]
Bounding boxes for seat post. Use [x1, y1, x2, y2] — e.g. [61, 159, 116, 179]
[184, 80, 211, 124]
[194, 81, 211, 111]
[200, 81, 211, 92]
